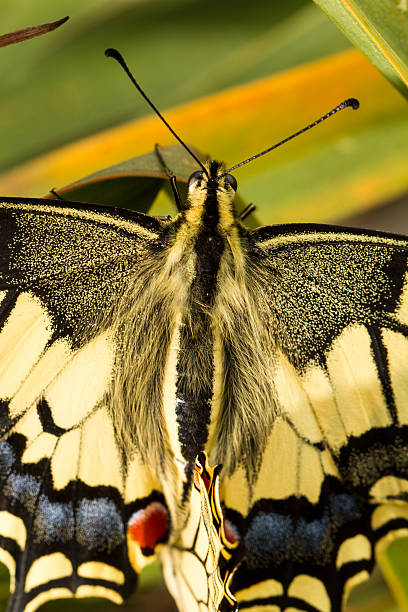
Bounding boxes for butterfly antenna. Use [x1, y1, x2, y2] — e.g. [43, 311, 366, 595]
[105, 48, 208, 176]
[221, 98, 359, 176]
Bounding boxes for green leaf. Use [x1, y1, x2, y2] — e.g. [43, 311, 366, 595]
[51, 145, 195, 213]
[378, 537, 408, 612]
[2, 48, 406, 226]
[313, 0, 408, 99]
[0, 0, 350, 173]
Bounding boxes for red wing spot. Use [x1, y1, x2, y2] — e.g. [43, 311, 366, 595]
[201, 471, 211, 492]
[224, 519, 240, 545]
[127, 502, 168, 550]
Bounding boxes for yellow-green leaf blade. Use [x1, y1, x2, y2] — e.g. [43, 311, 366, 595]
[1, 49, 405, 225]
[378, 537, 408, 612]
[313, 0, 408, 99]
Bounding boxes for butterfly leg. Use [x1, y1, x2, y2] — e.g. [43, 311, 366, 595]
[238, 202, 256, 221]
[49, 188, 64, 200]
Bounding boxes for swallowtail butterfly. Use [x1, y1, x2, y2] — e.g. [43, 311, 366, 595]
[0, 49, 407, 612]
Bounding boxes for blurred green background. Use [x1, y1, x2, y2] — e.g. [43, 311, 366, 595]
[0, 0, 407, 610]
[1, 0, 407, 225]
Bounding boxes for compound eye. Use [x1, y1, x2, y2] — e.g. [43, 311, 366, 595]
[224, 173, 237, 191]
[188, 171, 204, 188]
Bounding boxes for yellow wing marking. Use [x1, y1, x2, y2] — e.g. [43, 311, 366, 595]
[297, 442, 325, 504]
[219, 463, 250, 516]
[45, 331, 114, 429]
[256, 230, 407, 252]
[13, 406, 42, 442]
[252, 414, 328, 505]
[20, 583, 123, 612]
[9, 339, 72, 419]
[372, 502, 408, 530]
[76, 584, 123, 604]
[127, 535, 156, 574]
[25, 553, 72, 591]
[381, 328, 408, 423]
[51, 429, 81, 490]
[252, 418, 300, 503]
[0, 511, 26, 548]
[21, 432, 58, 464]
[77, 406, 123, 490]
[274, 354, 322, 444]
[0, 292, 52, 405]
[336, 534, 371, 568]
[288, 575, 330, 612]
[325, 324, 391, 437]
[0, 200, 158, 241]
[319, 447, 341, 479]
[77, 561, 125, 584]
[25, 588, 73, 612]
[45, 404, 124, 494]
[370, 475, 408, 501]
[124, 452, 157, 503]
[302, 363, 347, 451]
[235, 579, 283, 601]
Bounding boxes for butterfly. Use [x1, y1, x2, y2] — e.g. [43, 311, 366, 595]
[1, 50, 408, 612]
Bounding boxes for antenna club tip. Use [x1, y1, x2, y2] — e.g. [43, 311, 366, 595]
[105, 48, 121, 60]
[345, 97, 360, 110]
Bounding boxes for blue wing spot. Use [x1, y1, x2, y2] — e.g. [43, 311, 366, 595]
[34, 495, 74, 544]
[244, 512, 293, 568]
[330, 493, 362, 525]
[4, 472, 41, 512]
[244, 493, 365, 569]
[76, 498, 125, 553]
[295, 515, 332, 564]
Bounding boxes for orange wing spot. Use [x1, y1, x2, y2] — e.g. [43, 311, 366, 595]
[127, 502, 168, 551]
[193, 467, 201, 491]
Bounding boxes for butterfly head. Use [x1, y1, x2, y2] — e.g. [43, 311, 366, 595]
[187, 160, 237, 195]
[186, 160, 238, 230]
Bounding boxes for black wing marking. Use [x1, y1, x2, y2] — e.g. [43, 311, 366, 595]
[0, 197, 165, 346]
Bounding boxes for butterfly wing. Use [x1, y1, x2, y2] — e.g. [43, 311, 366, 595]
[0, 197, 166, 611]
[219, 223, 408, 612]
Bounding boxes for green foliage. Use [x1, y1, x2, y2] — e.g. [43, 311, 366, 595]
[313, 0, 408, 99]
[0, 0, 349, 171]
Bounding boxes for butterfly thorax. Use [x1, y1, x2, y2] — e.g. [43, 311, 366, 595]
[108, 159, 276, 524]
